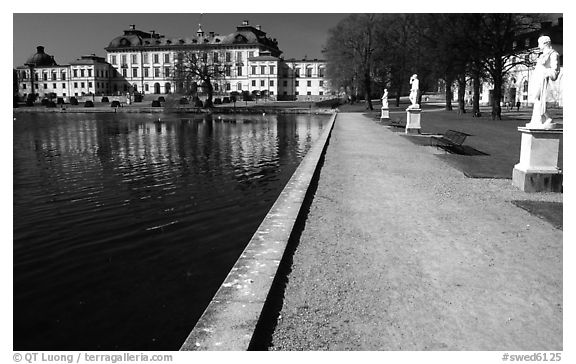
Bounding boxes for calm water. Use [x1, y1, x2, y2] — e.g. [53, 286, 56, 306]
[13, 112, 328, 350]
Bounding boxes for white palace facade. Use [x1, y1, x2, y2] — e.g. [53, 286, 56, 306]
[16, 20, 334, 101]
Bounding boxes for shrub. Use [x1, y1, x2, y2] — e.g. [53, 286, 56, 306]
[157, 96, 165, 102]
[315, 98, 341, 108]
[57, 97, 65, 104]
[179, 97, 189, 105]
[222, 97, 230, 104]
[111, 100, 121, 107]
[194, 99, 203, 107]
[151, 100, 161, 107]
[84, 100, 94, 107]
[70, 97, 79, 105]
[101, 96, 109, 103]
[46, 101, 57, 108]
[214, 98, 222, 105]
[133, 94, 143, 102]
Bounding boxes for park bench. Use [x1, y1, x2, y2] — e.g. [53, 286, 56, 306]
[431, 129, 470, 151]
[389, 119, 404, 127]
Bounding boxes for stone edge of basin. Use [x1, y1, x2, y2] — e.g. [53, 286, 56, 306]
[180, 112, 337, 351]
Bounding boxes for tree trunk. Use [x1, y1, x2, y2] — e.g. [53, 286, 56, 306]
[457, 74, 466, 114]
[445, 76, 453, 111]
[365, 90, 373, 110]
[204, 81, 214, 108]
[472, 71, 481, 117]
[395, 84, 402, 107]
[491, 76, 502, 120]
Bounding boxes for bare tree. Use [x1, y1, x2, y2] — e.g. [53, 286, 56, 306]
[172, 48, 226, 107]
[475, 14, 542, 119]
[324, 14, 384, 110]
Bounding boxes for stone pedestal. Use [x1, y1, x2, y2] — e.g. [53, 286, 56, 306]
[405, 107, 421, 134]
[380, 106, 389, 120]
[512, 127, 562, 192]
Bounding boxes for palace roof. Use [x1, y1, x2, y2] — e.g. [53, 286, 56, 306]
[105, 21, 282, 56]
[25, 46, 57, 67]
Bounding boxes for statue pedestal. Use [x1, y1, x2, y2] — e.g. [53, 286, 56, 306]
[405, 107, 421, 134]
[512, 127, 562, 192]
[380, 106, 389, 120]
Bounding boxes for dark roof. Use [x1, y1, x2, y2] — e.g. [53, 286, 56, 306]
[105, 22, 282, 56]
[283, 58, 326, 63]
[70, 54, 108, 66]
[248, 55, 281, 61]
[25, 46, 57, 67]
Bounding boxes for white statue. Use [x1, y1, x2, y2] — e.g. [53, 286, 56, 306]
[408, 74, 419, 109]
[381, 89, 388, 108]
[527, 36, 560, 129]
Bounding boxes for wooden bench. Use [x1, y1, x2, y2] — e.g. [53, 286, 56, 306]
[389, 119, 404, 127]
[431, 130, 470, 151]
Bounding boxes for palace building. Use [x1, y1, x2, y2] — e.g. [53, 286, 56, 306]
[15, 20, 333, 101]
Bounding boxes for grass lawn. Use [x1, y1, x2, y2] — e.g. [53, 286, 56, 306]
[355, 100, 563, 180]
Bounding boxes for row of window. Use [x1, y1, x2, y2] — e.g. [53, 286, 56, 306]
[251, 65, 275, 75]
[71, 68, 109, 78]
[20, 70, 67, 81]
[112, 50, 331, 66]
[119, 65, 244, 78]
[110, 53, 325, 76]
[294, 80, 325, 87]
[121, 67, 170, 78]
[116, 65, 327, 81]
[111, 50, 261, 66]
[20, 69, 110, 81]
[247, 79, 325, 88]
[21, 81, 109, 90]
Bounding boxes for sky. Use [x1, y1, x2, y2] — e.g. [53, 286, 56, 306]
[12, 13, 350, 66]
[12, 8, 565, 68]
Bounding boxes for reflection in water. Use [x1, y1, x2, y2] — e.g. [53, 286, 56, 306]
[13, 112, 328, 350]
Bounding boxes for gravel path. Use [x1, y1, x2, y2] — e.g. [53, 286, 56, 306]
[269, 112, 562, 351]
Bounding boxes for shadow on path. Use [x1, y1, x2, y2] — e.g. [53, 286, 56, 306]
[248, 135, 329, 350]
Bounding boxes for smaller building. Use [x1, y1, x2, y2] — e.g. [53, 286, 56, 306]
[15, 46, 114, 99]
[69, 54, 112, 97]
[281, 58, 329, 101]
[16, 46, 70, 99]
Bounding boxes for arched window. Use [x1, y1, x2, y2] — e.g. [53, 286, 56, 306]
[523, 80, 529, 93]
